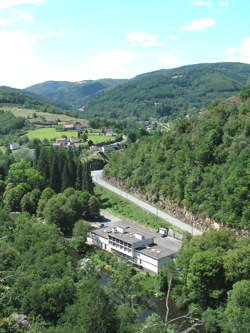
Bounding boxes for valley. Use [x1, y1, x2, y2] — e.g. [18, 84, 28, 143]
[0, 64, 249, 333]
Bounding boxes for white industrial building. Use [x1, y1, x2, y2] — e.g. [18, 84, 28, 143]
[88, 221, 178, 273]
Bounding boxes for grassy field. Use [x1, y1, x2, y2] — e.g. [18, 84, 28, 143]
[1, 106, 88, 126]
[24, 128, 78, 140]
[95, 184, 171, 231]
[24, 127, 116, 143]
[88, 135, 115, 143]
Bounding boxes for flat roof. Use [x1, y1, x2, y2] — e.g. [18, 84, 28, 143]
[137, 244, 175, 259]
[91, 224, 153, 245]
[91, 219, 182, 255]
[108, 230, 153, 245]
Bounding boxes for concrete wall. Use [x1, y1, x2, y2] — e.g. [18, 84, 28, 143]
[134, 251, 159, 273]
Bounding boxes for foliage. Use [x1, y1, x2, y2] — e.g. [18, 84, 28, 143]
[43, 188, 99, 234]
[105, 91, 250, 229]
[0, 111, 25, 135]
[224, 280, 250, 333]
[25, 78, 126, 109]
[85, 62, 250, 119]
[0, 86, 71, 115]
[172, 229, 250, 332]
[35, 147, 94, 193]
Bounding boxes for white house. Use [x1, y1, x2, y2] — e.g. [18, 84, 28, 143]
[89, 221, 176, 273]
[105, 129, 113, 137]
[10, 143, 20, 150]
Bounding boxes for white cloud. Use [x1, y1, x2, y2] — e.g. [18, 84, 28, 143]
[0, 0, 44, 7]
[192, 1, 210, 6]
[85, 50, 136, 79]
[0, 30, 38, 87]
[223, 37, 250, 64]
[180, 17, 215, 31]
[0, 18, 10, 26]
[0, 29, 66, 88]
[126, 32, 162, 47]
[241, 37, 250, 57]
[218, 1, 228, 7]
[12, 8, 33, 20]
[152, 52, 181, 67]
[0, 7, 34, 27]
[225, 47, 238, 55]
[169, 35, 177, 40]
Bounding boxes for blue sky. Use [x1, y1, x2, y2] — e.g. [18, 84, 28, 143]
[0, 0, 249, 88]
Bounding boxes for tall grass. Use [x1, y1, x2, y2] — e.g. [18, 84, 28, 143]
[95, 184, 171, 230]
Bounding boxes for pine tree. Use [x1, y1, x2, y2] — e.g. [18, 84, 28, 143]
[49, 155, 61, 192]
[61, 162, 72, 191]
[75, 160, 83, 190]
[82, 162, 94, 194]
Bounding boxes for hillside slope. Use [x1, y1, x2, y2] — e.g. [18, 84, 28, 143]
[84, 62, 250, 119]
[0, 86, 72, 116]
[25, 78, 127, 109]
[105, 84, 250, 230]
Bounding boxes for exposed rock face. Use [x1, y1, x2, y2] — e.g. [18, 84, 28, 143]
[104, 175, 249, 238]
[10, 313, 30, 330]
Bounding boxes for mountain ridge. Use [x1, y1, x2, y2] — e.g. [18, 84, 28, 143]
[84, 62, 250, 119]
[25, 78, 127, 110]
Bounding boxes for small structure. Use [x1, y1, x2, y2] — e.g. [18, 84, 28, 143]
[105, 129, 113, 137]
[53, 138, 67, 147]
[67, 141, 75, 149]
[10, 142, 20, 150]
[45, 118, 57, 125]
[75, 123, 82, 131]
[64, 123, 75, 130]
[70, 137, 80, 143]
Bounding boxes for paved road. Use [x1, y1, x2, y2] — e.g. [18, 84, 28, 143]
[91, 170, 202, 236]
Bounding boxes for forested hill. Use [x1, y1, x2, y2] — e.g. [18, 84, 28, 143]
[0, 86, 71, 115]
[105, 83, 250, 230]
[24, 78, 127, 109]
[84, 62, 250, 119]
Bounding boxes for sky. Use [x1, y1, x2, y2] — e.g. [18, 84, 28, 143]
[0, 0, 249, 88]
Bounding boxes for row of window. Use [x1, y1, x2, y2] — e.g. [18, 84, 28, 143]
[109, 241, 132, 253]
[108, 236, 132, 248]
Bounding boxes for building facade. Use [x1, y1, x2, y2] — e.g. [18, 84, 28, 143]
[88, 221, 177, 273]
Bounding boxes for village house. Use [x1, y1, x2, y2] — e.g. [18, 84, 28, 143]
[10, 142, 20, 150]
[75, 123, 82, 131]
[45, 118, 57, 125]
[53, 137, 67, 147]
[105, 129, 113, 136]
[63, 123, 75, 130]
[70, 136, 80, 143]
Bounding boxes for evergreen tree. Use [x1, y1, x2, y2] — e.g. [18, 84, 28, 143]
[49, 155, 61, 192]
[61, 162, 72, 192]
[82, 162, 94, 194]
[75, 160, 83, 190]
[37, 147, 51, 183]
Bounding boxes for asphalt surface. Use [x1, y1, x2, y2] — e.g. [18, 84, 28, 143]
[91, 170, 202, 236]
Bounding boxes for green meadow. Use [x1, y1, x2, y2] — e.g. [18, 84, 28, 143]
[24, 127, 116, 143]
[24, 128, 78, 140]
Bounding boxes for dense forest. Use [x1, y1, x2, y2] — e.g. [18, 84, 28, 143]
[0, 87, 74, 116]
[0, 197, 249, 331]
[0, 122, 249, 331]
[25, 78, 127, 109]
[0, 111, 25, 135]
[105, 84, 250, 230]
[84, 62, 250, 119]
